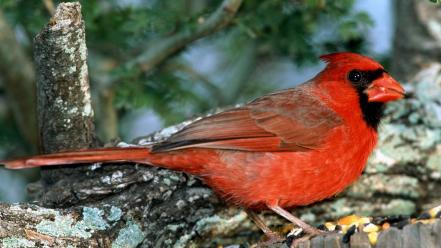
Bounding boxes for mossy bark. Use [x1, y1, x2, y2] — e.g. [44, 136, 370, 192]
[33, 2, 97, 185]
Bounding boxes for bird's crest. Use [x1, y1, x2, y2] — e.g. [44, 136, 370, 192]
[320, 52, 383, 71]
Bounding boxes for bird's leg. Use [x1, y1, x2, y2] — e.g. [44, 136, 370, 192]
[266, 203, 326, 247]
[266, 203, 323, 236]
[245, 209, 285, 247]
[246, 210, 283, 238]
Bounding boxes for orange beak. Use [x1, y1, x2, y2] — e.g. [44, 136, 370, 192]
[365, 74, 405, 103]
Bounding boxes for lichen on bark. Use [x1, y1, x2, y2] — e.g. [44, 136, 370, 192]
[33, 2, 95, 155]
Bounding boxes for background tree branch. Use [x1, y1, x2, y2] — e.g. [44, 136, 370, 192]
[391, 0, 441, 82]
[118, 0, 243, 78]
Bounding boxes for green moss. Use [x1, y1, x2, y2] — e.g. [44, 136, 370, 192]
[9, 205, 59, 216]
[112, 221, 145, 248]
[73, 207, 109, 236]
[412, 127, 441, 150]
[367, 150, 396, 173]
[382, 199, 415, 216]
[378, 124, 422, 163]
[107, 206, 123, 222]
[1, 237, 35, 248]
[194, 212, 247, 235]
[330, 199, 353, 217]
[194, 215, 221, 233]
[36, 215, 76, 237]
[348, 174, 420, 198]
[427, 153, 441, 172]
[299, 212, 316, 223]
[36, 207, 111, 239]
[83, 207, 109, 229]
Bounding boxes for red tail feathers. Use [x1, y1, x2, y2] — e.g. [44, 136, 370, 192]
[1, 147, 151, 169]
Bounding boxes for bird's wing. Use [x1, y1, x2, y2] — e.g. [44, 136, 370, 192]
[152, 86, 343, 152]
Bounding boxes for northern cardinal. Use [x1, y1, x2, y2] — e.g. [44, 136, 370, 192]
[2, 52, 404, 241]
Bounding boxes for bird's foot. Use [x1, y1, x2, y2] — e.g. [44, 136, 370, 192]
[265, 203, 330, 247]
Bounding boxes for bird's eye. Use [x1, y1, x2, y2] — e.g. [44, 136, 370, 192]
[348, 70, 362, 82]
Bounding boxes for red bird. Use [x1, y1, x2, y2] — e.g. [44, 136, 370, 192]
[2, 52, 404, 241]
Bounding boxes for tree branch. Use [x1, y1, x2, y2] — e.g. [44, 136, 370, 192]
[119, 0, 243, 77]
[165, 62, 227, 106]
[33, 2, 95, 154]
[391, 0, 441, 81]
[33, 2, 96, 184]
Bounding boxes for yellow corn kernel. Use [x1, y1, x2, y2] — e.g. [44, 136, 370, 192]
[429, 206, 441, 218]
[325, 222, 336, 231]
[363, 223, 379, 233]
[338, 215, 360, 226]
[359, 217, 371, 225]
[368, 231, 378, 245]
[340, 224, 350, 233]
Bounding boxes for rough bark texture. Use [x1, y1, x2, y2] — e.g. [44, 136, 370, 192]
[33, 2, 97, 185]
[391, 0, 441, 82]
[1, 1, 441, 248]
[0, 9, 38, 148]
[2, 201, 440, 248]
[34, 2, 95, 154]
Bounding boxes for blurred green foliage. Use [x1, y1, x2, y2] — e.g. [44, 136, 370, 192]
[0, 0, 372, 147]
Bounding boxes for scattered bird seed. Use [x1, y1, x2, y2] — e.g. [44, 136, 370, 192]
[342, 225, 356, 243]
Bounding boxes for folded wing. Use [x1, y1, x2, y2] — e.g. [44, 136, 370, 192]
[152, 86, 343, 153]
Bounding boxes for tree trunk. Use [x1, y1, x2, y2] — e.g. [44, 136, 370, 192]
[391, 0, 441, 82]
[33, 2, 97, 185]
